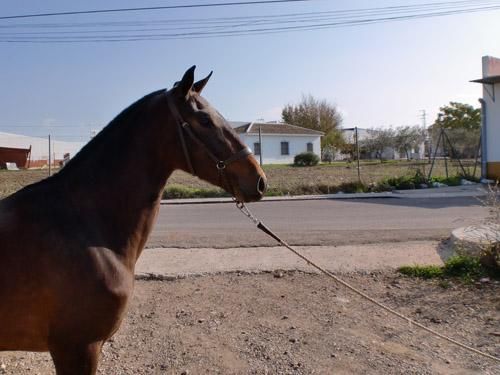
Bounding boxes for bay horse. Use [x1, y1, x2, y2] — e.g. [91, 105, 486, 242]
[0, 66, 267, 374]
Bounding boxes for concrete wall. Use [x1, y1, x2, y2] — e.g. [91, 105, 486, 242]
[239, 134, 321, 164]
[481, 56, 500, 179]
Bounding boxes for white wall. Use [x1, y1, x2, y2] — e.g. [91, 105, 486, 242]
[482, 56, 500, 163]
[239, 134, 321, 164]
[0, 132, 85, 161]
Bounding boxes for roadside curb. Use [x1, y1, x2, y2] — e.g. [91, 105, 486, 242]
[160, 185, 488, 205]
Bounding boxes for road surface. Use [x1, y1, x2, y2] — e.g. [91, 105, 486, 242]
[146, 197, 488, 248]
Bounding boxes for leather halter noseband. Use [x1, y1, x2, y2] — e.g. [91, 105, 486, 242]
[166, 90, 252, 177]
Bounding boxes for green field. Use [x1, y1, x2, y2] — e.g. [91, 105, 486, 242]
[0, 159, 480, 199]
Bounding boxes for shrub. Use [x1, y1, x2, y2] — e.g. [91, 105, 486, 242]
[398, 254, 499, 282]
[338, 181, 368, 193]
[294, 152, 320, 167]
[398, 265, 443, 279]
[163, 184, 228, 199]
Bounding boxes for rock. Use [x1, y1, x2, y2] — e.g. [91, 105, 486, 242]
[460, 179, 476, 185]
[432, 182, 448, 188]
[479, 277, 491, 283]
[273, 270, 285, 278]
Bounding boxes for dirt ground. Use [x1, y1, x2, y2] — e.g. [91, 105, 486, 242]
[1, 271, 498, 375]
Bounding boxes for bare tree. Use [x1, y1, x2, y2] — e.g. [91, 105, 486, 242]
[393, 126, 426, 160]
[282, 94, 343, 148]
[361, 128, 395, 162]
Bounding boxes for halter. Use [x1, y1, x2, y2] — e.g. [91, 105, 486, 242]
[166, 90, 252, 182]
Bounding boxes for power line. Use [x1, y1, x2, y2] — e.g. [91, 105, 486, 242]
[1, 0, 495, 29]
[0, 0, 314, 20]
[2, 0, 496, 35]
[1, 1, 498, 42]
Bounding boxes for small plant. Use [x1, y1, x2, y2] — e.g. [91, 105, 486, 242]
[163, 184, 228, 199]
[338, 181, 368, 193]
[442, 255, 484, 282]
[398, 254, 499, 282]
[294, 152, 320, 167]
[398, 265, 443, 279]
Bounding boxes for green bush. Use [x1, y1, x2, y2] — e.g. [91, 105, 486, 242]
[398, 265, 443, 279]
[442, 255, 483, 281]
[294, 152, 320, 167]
[338, 181, 368, 193]
[163, 184, 228, 199]
[398, 255, 499, 282]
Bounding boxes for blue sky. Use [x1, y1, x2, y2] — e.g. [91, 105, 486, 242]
[1, 0, 499, 141]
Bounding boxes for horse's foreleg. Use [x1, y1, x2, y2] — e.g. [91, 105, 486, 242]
[49, 340, 103, 375]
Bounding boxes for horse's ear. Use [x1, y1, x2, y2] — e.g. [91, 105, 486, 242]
[175, 65, 196, 99]
[193, 71, 213, 94]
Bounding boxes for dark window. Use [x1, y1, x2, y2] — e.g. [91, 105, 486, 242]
[254, 142, 261, 155]
[281, 141, 289, 155]
[307, 142, 313, 152]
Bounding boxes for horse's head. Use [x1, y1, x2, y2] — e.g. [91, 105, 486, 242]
[166, 66, 267, 203]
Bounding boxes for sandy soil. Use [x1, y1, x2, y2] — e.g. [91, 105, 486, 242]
[1, 271, 498, 375]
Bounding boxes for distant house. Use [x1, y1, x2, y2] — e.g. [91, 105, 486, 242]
[231, 121, 323, 164]
[0, 132, 85, 168]
[471, 55, 500, 180]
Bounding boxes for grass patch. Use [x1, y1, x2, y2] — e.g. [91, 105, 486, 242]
[398, 265, 443, 279]
[398, 255, 500, 282]
[163, 184, 229, 199]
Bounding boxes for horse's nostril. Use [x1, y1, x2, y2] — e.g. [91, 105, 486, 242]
[257, 176, 267, 195]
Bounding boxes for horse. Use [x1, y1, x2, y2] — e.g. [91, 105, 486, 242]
[0, 66, 267, 374]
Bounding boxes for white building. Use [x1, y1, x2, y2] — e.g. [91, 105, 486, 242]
[0, 132, 85, 165]
[472, 55, 500, 180]
[232, 122, 323, 164]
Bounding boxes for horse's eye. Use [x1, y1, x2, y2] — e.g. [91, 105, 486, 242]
[199, 115, 212, 128]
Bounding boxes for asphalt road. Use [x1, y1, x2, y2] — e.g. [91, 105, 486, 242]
[145, 196, 488, 248]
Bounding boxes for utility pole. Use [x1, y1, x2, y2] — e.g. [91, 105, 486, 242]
[258, 124, 263, 166]
[355, 126, 361, 183]
[48, 134, 52, 177]
[420, 110, 431, 162]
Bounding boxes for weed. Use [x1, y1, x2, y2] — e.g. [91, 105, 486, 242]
[398, 265, 443, 279]
[398, 254, 499, 282]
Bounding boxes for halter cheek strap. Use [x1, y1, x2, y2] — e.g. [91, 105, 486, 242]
[166, 91, 252, 177]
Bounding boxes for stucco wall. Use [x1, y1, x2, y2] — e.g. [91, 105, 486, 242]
[481, 56, 500, 178]
[239, 134, 321, 164]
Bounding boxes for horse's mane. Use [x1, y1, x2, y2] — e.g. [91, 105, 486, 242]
[54, 89, 165, 178]
[2, 89, 166, 201]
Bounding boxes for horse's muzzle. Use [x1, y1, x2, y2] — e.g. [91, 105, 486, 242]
[257, 175, 267, 196]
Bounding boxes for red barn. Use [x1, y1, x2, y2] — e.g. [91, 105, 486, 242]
[0, 146, 31, 169]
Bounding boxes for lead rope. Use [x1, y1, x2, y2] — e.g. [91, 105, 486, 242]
[234, 200, 500, 363]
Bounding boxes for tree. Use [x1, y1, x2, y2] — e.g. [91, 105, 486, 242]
[361, 127, 395, 162]
[282, 94, 343, 149]
[393, 126, 426, 160]
[433, 102, 480, 130]
[430, 102, 481, 158]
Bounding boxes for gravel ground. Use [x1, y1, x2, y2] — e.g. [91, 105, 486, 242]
[1, 271, 498, 374]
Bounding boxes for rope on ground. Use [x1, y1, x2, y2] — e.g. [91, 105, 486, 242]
[235, 201, 500, 364]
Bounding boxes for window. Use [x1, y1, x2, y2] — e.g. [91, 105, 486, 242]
[281, 141, 289, 155]
[254, 142, 261, 155]
[307, 142, 313, 152]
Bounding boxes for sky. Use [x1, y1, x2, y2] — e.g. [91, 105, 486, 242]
[1, 0, 499, 142]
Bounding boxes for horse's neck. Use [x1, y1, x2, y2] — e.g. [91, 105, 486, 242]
[61, 99, 177, 263]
